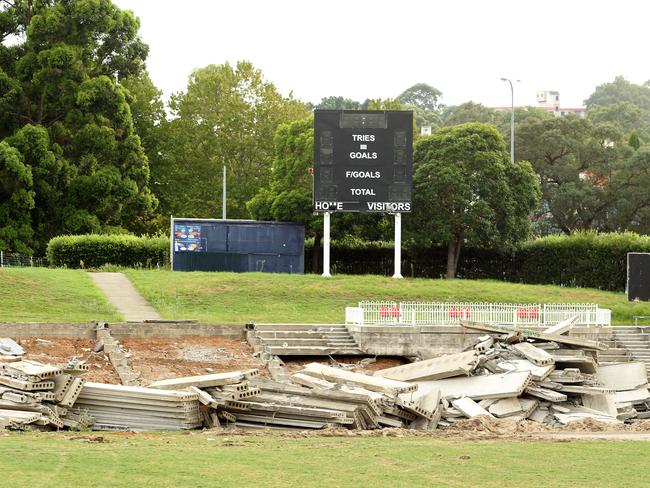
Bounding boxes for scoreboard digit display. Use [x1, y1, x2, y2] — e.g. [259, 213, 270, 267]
[313, 110, 413, 213]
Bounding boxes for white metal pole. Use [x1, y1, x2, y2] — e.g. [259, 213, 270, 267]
[322, 211, 331, 277]
[392, 213, 403, 279]
[170, 215, 174, 271]
[222, 165, 227, 220]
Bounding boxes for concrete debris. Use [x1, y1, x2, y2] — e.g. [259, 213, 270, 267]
[373, 351, 478, 382]
[542, 315, 578, 336]
[0, 358, 90, 431]
[0, 338, 24, 356]
[376, 320, 650, 428]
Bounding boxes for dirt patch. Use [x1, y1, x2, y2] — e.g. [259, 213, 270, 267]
[9, 336, 264, 385]
[120, 337, 264, 384]
[16, 338, 120, 383]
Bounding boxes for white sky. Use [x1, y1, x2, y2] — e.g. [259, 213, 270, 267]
[113, 0, 650, 109]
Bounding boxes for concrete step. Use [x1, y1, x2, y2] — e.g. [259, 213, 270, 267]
[266, 346, 364, 356]
[612, 332, 650, 339]
[254, 323, 346, 332]
[257, 331, 327, 339]
[260, 338, 330, 346]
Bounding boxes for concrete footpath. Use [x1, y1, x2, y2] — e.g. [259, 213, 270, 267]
[89, 272, 161, 322]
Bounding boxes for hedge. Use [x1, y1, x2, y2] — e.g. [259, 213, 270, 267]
[304, 241, 512, 279]
[516, 232, 650, 291]
[305, 232, 650, 291]
[47, 234, 168, 268]
[46, 231, 650, 291]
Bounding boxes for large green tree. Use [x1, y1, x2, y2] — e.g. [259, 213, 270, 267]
[514, 114, 650, 234]
[155, 61, 309, 221]
[410, 123, 540, 278]
[0, 0, 156, 252]
[585, 76, 650, 141]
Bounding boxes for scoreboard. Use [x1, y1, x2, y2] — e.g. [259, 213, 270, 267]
[313, 110, 413, 213]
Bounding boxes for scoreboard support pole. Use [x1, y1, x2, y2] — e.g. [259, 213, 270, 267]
[393, 213, 403, 279]
[322, 211, 331, 277]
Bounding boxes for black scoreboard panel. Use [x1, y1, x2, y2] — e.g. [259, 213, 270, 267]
[313, 110, 413, 213]
[627, 253, 650, 301]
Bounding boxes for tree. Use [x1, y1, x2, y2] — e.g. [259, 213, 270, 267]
[514, 115, 650, 234]
[442, 102, 497, 127]
[397, 83, 443, 112]
[585, 76, 650, 140]
[0, 0, 156, 252]
[315, 96, 361, 110]
[409, 123, 540, 278]
[0, 141, 34, 253]
[156, 61, 309, 221]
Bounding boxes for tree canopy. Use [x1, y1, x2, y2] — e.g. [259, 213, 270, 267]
[409, 123, 540, 278]
[154, 61, 309, 221]
[0, 0, 156, 252]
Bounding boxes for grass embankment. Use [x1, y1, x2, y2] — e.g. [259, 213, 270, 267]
[0, 432, 647, 488]
[125, 269, 650, 325]
[0, 268, 122, 323]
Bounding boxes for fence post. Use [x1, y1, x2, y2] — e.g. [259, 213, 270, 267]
[0, 251, 3, 268]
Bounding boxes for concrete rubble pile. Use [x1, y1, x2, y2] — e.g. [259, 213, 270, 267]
[0, 358, 92, 430]
[370, 319, 650, 427]
[147, 366, 442, 431]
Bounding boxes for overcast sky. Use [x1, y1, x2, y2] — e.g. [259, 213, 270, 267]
[113, 0, 650, 110]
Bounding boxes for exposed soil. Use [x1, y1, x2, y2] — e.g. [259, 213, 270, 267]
[16, 338, 120, 383]
[121, 337, 264, 384]
[9, 336, 264, 385]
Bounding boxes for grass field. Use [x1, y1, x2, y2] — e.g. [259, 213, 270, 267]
[2, 267, 649, 324]
[0, 432, 647, 488]
[0, 268, 122, 323]
[125, 269, 650, 324]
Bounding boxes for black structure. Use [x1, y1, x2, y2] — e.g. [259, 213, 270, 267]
[627, 252, 650, 301]
[171, 218, 304, 273]
[313, 110, 413, 213]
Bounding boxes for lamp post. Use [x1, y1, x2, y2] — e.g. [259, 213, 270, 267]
[500, 78, 519, 163]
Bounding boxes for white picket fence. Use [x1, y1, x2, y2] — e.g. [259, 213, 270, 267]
[345, 301, 611, 327]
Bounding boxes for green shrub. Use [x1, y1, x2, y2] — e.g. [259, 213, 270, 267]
[517, 231, 650, 291]
[47, 234, 169, 269]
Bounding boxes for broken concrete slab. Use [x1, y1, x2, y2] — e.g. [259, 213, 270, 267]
[582, 394, 618, 417]
[512, 342, 555, 366]
[542, 315, 578, 336]
[525, 385, 568, 402]
[460, 320, 608, 350]
[451, 397, 494, 418]
[597, 362, 648, 392]
[300, 363, 416, 396]
[488, 398, 523, 418]
[0, 339, 24, 356]
[614, 386, 650, 406]
[417, 371, 532, 400]
[497, 359, 554, 381]
[149, 371, 255, 390]
[374, 350, 478, 382]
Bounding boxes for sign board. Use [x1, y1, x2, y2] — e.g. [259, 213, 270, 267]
[313, 110, 413, 213]
[627, 252, 650, 301]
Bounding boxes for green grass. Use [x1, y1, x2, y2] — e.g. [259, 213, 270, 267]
[124, 269, 650, 324]
[0, 432, 647, 488]
[0, 268, 122, 323]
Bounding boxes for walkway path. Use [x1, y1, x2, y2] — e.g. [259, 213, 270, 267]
[89, 272, 161, 322]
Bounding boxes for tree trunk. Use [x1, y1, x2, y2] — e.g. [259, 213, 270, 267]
[312, 230, 321, 274]
[446, 237, 462, 279]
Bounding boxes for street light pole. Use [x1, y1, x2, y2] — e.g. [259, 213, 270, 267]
[500, 78, 518, 163]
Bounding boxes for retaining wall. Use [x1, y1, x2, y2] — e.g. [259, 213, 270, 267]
[347, 324, 614, 357]
[0, 322, 246, 340]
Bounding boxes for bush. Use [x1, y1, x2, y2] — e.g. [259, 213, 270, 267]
[517, 231, 650, 291]
[47, 234, 169, 269]
[304, 240, 512, 279]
